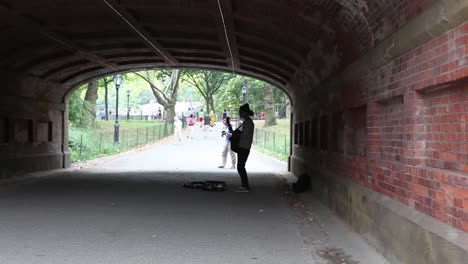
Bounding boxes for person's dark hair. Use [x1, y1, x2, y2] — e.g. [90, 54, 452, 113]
[190, 114, 194, 118]
[239, 103, 254, 116]
[225, 116, 233, 132]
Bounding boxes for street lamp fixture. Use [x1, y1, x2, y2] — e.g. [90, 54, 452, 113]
[242, 80, 248, 104]
[113, 74, 122, 145]
[126, 90, 130, 121]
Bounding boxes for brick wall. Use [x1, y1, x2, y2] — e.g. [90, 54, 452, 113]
[298, 21, 467, 232]
[423, 85, 467, 172]
[364, 21, 467, 231]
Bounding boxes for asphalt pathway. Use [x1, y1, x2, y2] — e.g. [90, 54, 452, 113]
[0, 124, 389, 264]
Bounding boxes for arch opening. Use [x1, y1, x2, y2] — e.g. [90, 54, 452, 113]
[66, 69, 292, 171]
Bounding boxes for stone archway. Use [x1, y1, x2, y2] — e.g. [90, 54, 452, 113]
[0, 1, 467, 262]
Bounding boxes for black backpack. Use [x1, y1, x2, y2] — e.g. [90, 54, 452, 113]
[292, 174, 310, 193]
[184, 181, 227, 191]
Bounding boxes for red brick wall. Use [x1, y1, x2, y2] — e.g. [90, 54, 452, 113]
[318, 22, 468, 231]
[367, 21, 467, 231]
[367, 84, 467, 231]
[424, 84, 467, 172]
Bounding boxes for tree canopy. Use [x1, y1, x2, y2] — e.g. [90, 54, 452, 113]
[182, 70, 234, 113]
[69, 69, 288, 127]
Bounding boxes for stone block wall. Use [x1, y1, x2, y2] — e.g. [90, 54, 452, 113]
[0, 71, 67, 178]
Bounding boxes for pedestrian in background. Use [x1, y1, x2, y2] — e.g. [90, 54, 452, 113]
[187, 114, 195, 139]
[198, 109, 205, 128]
[203, 113, 211, 138]
[218, 117, 236, 169]
[209, 110, 215, 128]
[174, 116, 182, 142]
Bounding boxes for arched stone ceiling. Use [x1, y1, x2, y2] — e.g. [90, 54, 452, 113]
[0, 0, 432, 94]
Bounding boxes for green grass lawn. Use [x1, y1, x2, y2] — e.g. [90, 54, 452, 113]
[69, 120, 173, 162]
[252, 119, 290, 162]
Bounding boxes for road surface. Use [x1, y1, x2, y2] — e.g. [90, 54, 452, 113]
[0, 124, 389, 264]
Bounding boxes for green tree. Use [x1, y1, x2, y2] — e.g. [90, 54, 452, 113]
[132, 69, 180, 125]
[214, 76, 264, 118]
[68, 85, 93, 127]
[178, 84, 202, 102]
[245, 79, 267, 116]
[82, 80, 99, 127]
[262, 84, 277, 127]
[99, 77, 112, 121]
[183, 70, 234, 114]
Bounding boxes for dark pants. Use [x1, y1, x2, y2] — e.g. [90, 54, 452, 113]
[236, 148, 250, 189]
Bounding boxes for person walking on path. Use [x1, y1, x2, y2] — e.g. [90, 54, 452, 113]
[222, 109, 228, 120]
[234, 104, 255, 192]
[186, 114, 195, 139]
[209, 111, 216, 129]
[202, 113, 211, 138]
[174, 116, 182, 142]
[198, 109, 205, 128]
[218, 117, 236, 169]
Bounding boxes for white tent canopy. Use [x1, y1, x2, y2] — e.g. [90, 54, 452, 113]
[139, 101, 164, 116]
[138, 100, 203, 118]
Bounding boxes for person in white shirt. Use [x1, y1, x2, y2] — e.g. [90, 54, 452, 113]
[218, 117, 236, 169]
[234, 103, 255, 192]
[173, 116, 182, 142]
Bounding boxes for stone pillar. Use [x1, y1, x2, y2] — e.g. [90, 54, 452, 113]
[0, 71, 68, 178]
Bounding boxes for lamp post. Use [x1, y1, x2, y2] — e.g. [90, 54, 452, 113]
[242, 80, 248, 104]
[126, 90, 130, 121]
[113, 74, 122, 145]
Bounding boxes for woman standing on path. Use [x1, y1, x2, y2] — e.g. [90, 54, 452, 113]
[234, 104, 255, 192]
[218, 117, 236, 169]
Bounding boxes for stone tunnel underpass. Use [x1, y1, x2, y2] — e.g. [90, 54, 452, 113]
[0, 1, 467, 263]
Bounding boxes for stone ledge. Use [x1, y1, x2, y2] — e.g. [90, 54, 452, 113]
[306, 168, 468, 264]
[0, 153, 64, 179]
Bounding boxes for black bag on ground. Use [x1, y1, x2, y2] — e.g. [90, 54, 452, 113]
[292, 174, 310, 193]
[183, 181, 227, 191]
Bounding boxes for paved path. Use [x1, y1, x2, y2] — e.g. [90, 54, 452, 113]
[0, 124, 389, 264]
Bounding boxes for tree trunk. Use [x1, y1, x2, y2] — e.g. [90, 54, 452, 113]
[285, 96, 291, 119]
[166, 70, 180, 126]
[148, 69, 180, 126]
[262, 85, 277, 127]
[202, 96, 209, 114]
[209, 95, 215, 117]
[252, 88, 257, 117]
[104, 80, 109, 121]
[165, 102, 176, 124]
[83, 80, 99, 127]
